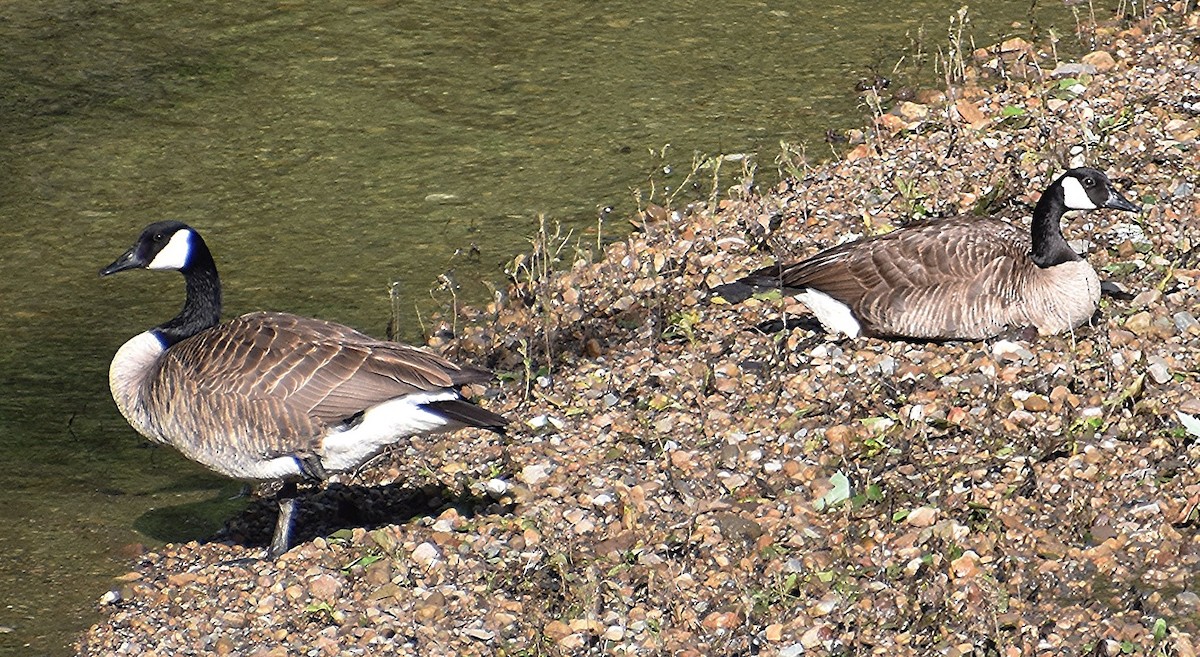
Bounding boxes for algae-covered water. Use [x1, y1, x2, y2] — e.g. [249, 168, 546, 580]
[0, 1, 1086, 653]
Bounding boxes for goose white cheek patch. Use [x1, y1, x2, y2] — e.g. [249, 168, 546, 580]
[147, 229, 193, 270]
[1060, 176, 1098, 210]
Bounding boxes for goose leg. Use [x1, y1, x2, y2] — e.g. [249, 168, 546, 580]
[268, 481, 299, 559]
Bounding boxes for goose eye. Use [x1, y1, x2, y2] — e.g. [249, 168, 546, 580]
[1083, 177, 1096, 188]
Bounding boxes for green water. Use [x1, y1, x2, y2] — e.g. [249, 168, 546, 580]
[0, 1, 1085, 654]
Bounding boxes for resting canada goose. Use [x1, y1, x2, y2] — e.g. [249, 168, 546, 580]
[731, 167, 1140, 340]
[101, 221, 508, 557]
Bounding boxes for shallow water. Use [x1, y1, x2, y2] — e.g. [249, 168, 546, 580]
[0, 0, 1084, 653]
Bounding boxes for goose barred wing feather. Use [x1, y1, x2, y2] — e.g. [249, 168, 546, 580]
[147, 312, 493, 453]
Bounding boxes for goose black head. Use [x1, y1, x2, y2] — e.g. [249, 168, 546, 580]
[101, 221, 199, 277]
[1057, 168, 1141, 213]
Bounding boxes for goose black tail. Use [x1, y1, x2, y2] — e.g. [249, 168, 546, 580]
[424, 399, 509, 435]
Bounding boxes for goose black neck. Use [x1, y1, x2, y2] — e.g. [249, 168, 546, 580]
[1029, 181, 1080, 268]
[156, 240, 222, 347]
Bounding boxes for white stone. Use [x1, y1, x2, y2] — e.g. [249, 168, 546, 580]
[411, 542, 441, 568]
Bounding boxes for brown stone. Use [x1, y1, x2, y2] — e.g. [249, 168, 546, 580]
[1082, 50, 1118, 72]
[954, 99, 988, 129]
[307, 574, 342, 601]
[845, 143, 872, 161]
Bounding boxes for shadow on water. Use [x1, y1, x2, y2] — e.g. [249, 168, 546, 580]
[129, 478, 250, 545]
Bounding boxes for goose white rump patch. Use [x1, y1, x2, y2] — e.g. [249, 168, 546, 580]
[799, 289, 861, 337]
[319, 390, 462, 472]
[148, 229, 194, 270]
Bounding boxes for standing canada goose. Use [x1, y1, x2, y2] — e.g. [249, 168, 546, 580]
[731, 167, 1140, 340]
[101, 221, 508, 558]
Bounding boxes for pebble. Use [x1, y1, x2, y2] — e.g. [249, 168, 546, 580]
[463, 627, 494, 641]
[779, 643, 805, 657]
[992, 339, 1034, 363]
[307, 574, 342, 601]
[906, 506, 939, 527]
[1147, 357, 1172, 385]
[1081, 50, 1117, 72]
[1051, 62, 1099, 77]
[519, 463, 551, 485]
[1125, 312, 1154, 335]
[483, 478, 510, 497]
[410, 542, 441, 568]
[1174, 311, 1199, 334]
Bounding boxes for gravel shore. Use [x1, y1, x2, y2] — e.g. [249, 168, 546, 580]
[79, 4, 1200, 656]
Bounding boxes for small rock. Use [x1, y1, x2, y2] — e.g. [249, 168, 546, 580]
[463, 628, 494, 641]
[701, 611, 740, 630]
[520, 463, 551, 485]
[1174, 311, 1200, 335]
[1016, 391, 1050, 412]
[1147, 357, 1172, 385]
[558, 633, 587, 650]
[602, 625, 625, 641]
[780, 643, 805, 657]
[415, 591, 446, 621]
[951, 551, 982, 578]
[1050, 62, 1098, 78]
[483, 478, 509, 498]
[800, 624, 829, 648]
[411, 542, 441, 568]
[999, 37, 1033, 57]
[992, 339, 1034, 363]
[307, 573, 342, 601]
[914, 88, 947, 104]
[907, 506, 939, 527]
[544, 620, 572, 641]
[892, 101, 929, 122]
[811, 592, 839, 616]
[1125, 311, 1153, 335]
[368, 583, 401, 602]
[1081, 50, 1117, 72]
[1131, 289, 1160, 308]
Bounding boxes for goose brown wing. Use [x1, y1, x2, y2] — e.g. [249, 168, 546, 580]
[151, 312, 494, 451]
[755, 218, 1029, 307]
